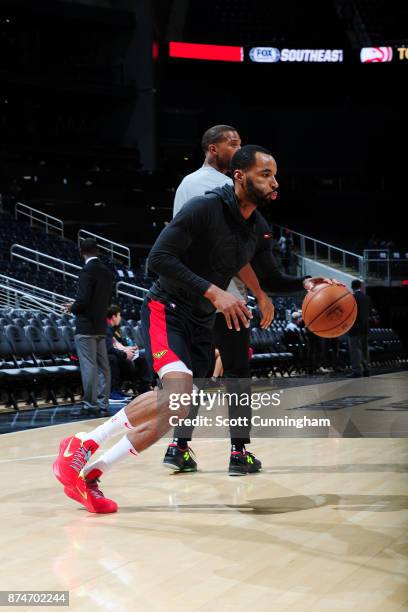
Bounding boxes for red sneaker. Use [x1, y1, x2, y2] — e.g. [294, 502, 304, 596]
[64, 469, 117, 514]
[53, 433, 99, 488]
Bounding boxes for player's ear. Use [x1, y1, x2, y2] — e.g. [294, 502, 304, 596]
[234, 169, 244, 182]
[208, 144, 217, 156]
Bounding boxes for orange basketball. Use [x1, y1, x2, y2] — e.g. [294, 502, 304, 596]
[302, 283, 357, 338]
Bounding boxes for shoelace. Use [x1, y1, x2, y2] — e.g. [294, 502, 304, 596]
[172, 444, 196, 458]
[179, 446, 196, 461]
[70, 446, 91, 474]
[87, 478, 105, 499]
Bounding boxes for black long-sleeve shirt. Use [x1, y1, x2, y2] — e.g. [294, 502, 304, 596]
[71, 258, 114, 334]
[147, 184, 305, 324]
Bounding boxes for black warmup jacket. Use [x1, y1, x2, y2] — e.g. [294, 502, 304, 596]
[147, 184, 306, 324]
[71, 258, 114, 335]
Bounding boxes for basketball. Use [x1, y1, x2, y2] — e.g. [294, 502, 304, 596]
[302, 283, 357, 338]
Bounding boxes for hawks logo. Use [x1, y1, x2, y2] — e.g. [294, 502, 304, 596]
[153, 349, 168, 359]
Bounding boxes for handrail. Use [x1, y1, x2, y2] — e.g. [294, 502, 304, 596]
[363, 249, 408, 260]
[270, 222, 364, 277]
[10, 244, 81, 280]
[0, 284, 66, 314]
[78, 229, 131, 267]
[0, 274, 72, 313]
[362, 249, 408, 286]
[0, 274, 72, 301]
[115, 281, 148, 303]
[15, 202, 64, 237]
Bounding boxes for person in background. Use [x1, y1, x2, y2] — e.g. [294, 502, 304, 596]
[279, 228, 294, 274]
[106, 304, 152, 400]
[284, 311, 307, 371]
[348, 279, 371, 377]
[285, 311, 302, 336]
[65, 238, 113, 416]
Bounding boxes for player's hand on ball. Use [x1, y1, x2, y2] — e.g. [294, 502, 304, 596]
[257, 291, 275, 329]
[303, 277, 345, 292]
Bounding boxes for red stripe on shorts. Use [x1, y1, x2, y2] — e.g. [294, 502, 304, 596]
[148, 300, 183, 373]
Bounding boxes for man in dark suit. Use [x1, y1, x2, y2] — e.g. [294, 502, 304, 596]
[348, 279, 371, 377]
[65, 238, 114, 414]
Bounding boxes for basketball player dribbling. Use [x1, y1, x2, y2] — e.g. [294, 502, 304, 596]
[166, 124, 277, 474]
[53, 145, 343, 513]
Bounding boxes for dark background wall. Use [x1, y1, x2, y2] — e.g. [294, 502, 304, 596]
[0, 0, 406, 252]
[156, 56, 405, 248]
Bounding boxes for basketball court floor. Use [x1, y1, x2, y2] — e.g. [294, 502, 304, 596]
[0, 371, 407, 611]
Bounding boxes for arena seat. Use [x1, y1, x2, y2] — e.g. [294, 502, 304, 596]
[249, 327, 295, 377]
[0, 304, 406, 411]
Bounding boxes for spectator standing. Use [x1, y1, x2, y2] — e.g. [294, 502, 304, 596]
[65, 238, 114, 415]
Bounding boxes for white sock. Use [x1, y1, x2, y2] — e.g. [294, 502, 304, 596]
[83, 408, 135, 445]
[84, 435, 137, 476]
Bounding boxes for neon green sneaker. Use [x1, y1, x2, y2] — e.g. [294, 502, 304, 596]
[163, 444, 197, 472]
[229, 449, 262, 476]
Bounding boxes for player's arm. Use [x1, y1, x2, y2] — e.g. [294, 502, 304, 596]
[148, 197, 212, 296]
[148, 198, 252, 331]
[237, 263, 275, 328]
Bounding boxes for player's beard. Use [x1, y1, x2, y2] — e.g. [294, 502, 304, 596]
[245, 176, 271, 209]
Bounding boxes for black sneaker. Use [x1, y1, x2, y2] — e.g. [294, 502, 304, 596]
[229, 449, 262, 476]
[163, 444, 197, 472]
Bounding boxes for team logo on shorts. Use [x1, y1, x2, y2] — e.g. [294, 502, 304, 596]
[153, 349, 168, 359]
